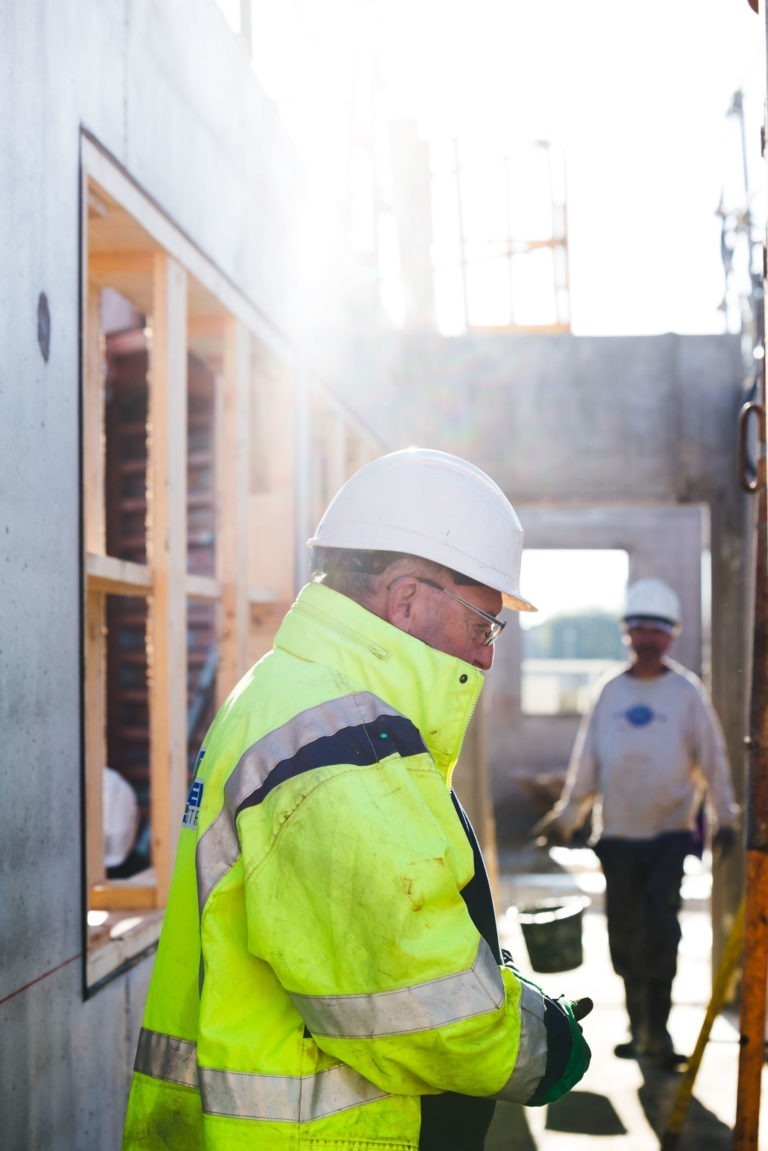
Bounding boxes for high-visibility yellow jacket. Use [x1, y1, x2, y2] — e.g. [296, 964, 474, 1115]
[122, 582, 586, 1150]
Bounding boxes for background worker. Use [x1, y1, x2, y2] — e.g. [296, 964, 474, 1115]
[122, 448, 592, 1151]
[535, 577, 739, 1071]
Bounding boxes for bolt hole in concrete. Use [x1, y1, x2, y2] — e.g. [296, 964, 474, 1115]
[37, 291, 50, 362]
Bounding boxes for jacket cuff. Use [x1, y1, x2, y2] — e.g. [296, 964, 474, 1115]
[493, 981, 548, 1104]
[523, 997, 573, 1106]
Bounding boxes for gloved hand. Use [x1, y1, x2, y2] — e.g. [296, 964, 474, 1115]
[526, 995, 592, 1106]
[530, 811, 572, 848]
[712, 826, 738, 861]
[572, 997, 594, 1022]
[505, 963, 592, 1106]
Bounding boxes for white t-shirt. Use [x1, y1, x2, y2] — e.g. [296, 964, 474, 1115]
[554, 660, 739, 841]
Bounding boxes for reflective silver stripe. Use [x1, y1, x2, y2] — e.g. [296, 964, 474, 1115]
[289, 938, 503, 1038]
[196, 694, 403, 911]
[200, 1062, 389, 1121]
[495, 981, 548, 1104]
[196, 806, 239, 913]
[134, 1027, 388, 1120]
[134, 1028, 199, 1090]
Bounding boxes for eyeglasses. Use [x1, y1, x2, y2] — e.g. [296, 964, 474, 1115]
[388, 574, 506, 646]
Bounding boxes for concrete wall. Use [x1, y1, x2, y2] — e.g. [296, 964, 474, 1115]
[385, 331, 749, 822]
[0, 3, 378, 1147]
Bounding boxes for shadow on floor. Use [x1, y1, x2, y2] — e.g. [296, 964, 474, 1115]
[486, 1101, 537, 1150]
[486, 1092, 626, 1148]
[638, 1066, 734, 1149]
[545, 1090, 627, 1135]
[486, 1077, 733, 1149]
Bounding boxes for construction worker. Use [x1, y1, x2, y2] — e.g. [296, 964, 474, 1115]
[122, 448, 592, 1151]
[535, 577, 739, 1071]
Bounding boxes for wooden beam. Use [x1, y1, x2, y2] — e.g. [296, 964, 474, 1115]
[248, 585, 279, 604]
[86, 552, 152, 594]
[90, 876, 158, 910]
[148, 253, 188, 903]
[83, 281, 105, 554]
[89, 252, 154, 279]
[82, 200, 108, 890]
[188, 314, 228, 338]
[216, 318, 251, 702]
[185, 572, 222, 601]
[82, 135, 290, 361]
[84, 588, 107, 889]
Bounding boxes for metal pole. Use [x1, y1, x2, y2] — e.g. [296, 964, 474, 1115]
[734, 371, 768, 1149]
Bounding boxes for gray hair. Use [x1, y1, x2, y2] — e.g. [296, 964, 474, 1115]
[313, 548, 447, 606]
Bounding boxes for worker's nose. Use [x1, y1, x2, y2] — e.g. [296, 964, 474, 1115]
[473, 646, 494, 672]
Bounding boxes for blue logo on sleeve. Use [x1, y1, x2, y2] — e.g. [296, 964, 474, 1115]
[182, 779, 204, 829]
[625, 705, 654, 727]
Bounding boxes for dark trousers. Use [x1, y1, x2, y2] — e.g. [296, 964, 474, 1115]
[595, 832, 691, 982]
[594, 832, 692, 1046]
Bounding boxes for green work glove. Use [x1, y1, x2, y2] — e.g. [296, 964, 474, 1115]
[503, 956, 592, 1106]
[529, 995, 592, 1106]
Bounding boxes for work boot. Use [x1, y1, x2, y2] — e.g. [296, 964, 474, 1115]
[614, 978, 648, 1060]
[644, 980, 688, 1071]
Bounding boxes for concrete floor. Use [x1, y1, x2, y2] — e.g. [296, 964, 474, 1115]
[486, 843, 768, 1150]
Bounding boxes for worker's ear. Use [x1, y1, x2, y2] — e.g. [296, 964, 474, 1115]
[384, 576, 419, 635]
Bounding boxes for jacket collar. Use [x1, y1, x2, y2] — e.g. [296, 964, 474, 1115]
[274, 582, 485, 785]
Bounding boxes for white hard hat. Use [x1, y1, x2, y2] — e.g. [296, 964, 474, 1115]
[103, 766, 139, 868]
[307, 447, 536, 611]
[623, 578, 681, 630]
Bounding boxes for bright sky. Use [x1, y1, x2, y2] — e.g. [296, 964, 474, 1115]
[519, 549, 629, 629]
[218, 2, 765, 335]
[235, 0, 766, 336]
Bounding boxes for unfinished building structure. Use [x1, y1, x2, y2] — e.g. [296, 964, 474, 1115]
[1, 1, 764, 1147]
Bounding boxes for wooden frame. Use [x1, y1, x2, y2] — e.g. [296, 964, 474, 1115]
[80, 133, 381, 988]
[80, 137, 285, 986]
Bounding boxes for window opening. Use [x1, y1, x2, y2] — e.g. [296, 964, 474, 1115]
[81, 136, 376, 990]
[81, 151, 259, 990]
[430, 137, 570, 335]
[521, 549, 629, 715]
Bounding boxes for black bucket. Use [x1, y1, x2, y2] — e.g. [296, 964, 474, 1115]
[517, 896, 589, 973]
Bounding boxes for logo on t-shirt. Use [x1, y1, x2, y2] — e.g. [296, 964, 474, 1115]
[625, 704, 654, 727]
